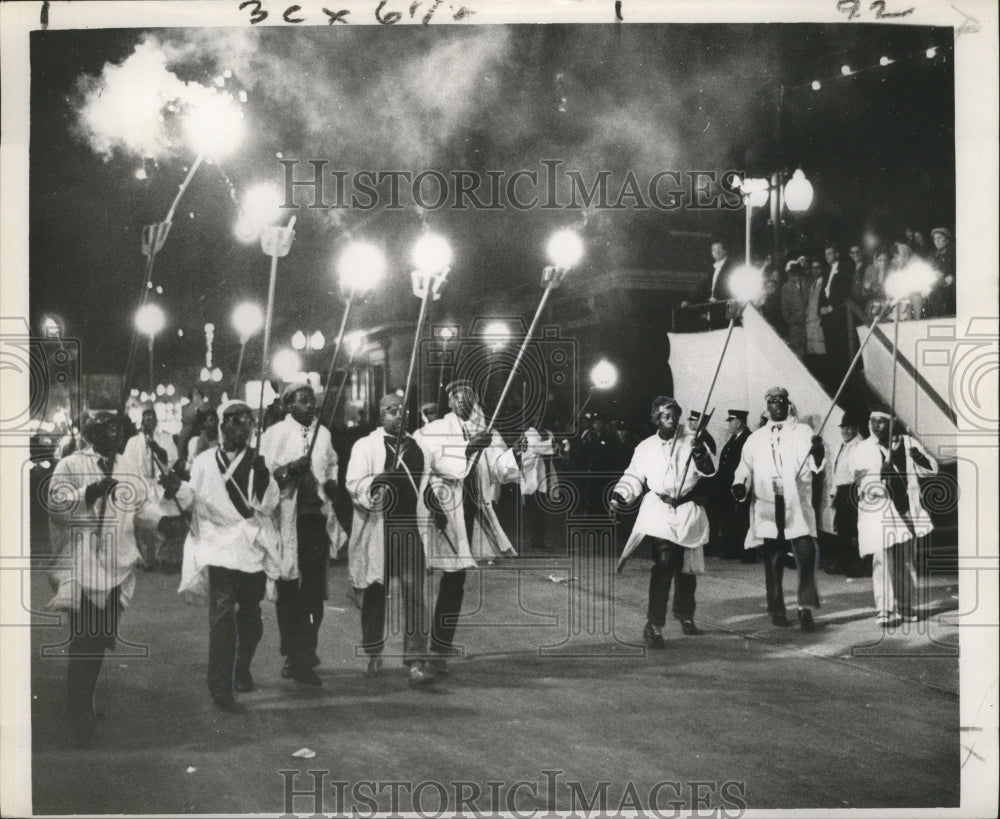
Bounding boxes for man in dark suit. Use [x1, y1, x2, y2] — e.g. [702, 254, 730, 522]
[818, 243, 856, 390]
[682, 242, 735, 329]
[714, 410, 753, 560]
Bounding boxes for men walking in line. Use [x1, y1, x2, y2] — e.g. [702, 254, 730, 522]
[47, 411, 176, 744]
[415, 380, 525, 673]
[171, 400, 281, 710]
[854, 410, 938, 626]
[346, 394, 435, 686]
[611, 395, 715, 648]
[732, 387, 826, 632]
[259, 383, 346, 686]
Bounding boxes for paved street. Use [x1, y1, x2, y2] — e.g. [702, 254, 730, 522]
[26, 519, 961, 816]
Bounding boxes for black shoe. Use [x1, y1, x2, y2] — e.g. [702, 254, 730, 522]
[771, 613, 793, 627]
[798, 609, 815, 633]
[212, 694, 246, 713]
[234, 669, 255, 692]
[680, 619, 704, 636]
[292, 667, 323, 687]
[364, 657, 382, 678]
[643, 622, 666, 649]
[280, 658, 294, 679]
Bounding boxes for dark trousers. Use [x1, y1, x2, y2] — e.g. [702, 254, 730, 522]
[432, 570, 467, 653]
[360, 524, 429, 664]
[762, 536, 820, 615]
[207, 566, 265, 700]
[646, 539, 696, 626]
[831, 484, 860, 570]
[67, 588, 121, 726]
[524, 492, 547, 548]
[276, 514, 328, 671]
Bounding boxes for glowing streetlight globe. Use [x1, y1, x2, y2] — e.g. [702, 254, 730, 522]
[231, 302, 264, 342]
[412, 233, 453, 274]
[728, 265, 765, 303]
[309, 331, 326, 351]
[590, 359, 618, 390]
[272, 348, 302, 381]
[783, 169, 814, 213]
[337, 242, 387, 293]
[291, 330, 307, 351]
[547, 229, 584, 269]
[135, 303, 165, 337]
[345, 331, 365, 355]
[484, 321, 510, 348]
[741, 177, 770, 208]
[438, 326, 456, 341]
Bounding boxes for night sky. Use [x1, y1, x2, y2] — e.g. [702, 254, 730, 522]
[28, 23, 954, 378]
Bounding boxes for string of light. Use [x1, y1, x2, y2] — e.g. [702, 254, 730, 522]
[785, 41, 951, 94]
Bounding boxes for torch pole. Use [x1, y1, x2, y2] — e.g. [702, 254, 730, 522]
[394, 287, 433, 467]
[887, 301, 902, 447]
[306, 292, 355, 460]
[254, 242, 282, 446]
[233, 340, 247, 398]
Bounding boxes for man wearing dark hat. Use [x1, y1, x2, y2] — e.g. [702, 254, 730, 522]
[925, 227, 956, 317]
[346, 394, 435, 686]
[612, 395, 715, 647]
[825, 410, 865, 577]
[732, 386, 826, 631]
[170, 400, 282, 710]
[714, 410, 752, 561]
[47, 411, 179, 744]
[259, 383, 346, 686]
[415, 380, 525, 673]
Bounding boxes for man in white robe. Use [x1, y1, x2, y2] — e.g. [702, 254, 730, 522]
[414, 380, 525, 672]
[172, 400, 282, 709]
[854, 410, 938, 626]
[259, 383, 346, 686]
[347, 394, 435, 686]
[123, 407, 180, 570]
[732, 386, 827, 631]
[47, 411, 176, 744]
[611, 396, 715, 648]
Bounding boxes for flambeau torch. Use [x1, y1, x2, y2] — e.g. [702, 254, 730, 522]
[485, 229, 584, 436]
[578, 358, 619, 418]
[306, 242, 387, 459]
[792, 257, 940, 477]
[393, 234, 452, 463]
[253, 194, 297, 444]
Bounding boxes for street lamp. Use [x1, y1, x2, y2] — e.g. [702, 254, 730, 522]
[578, 358, 619, 417]
[134, 303, 165, 391]
[231, 301, 264, 396]
[735, 176, 770, 265]
[435, 324, 457, 404]
[783, 168, 814, 213]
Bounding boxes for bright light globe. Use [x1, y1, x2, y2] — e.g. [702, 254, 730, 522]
[338, 242, 387, 293]
[231, 302, 264, 341]
[135, 303, 166, 336]
[728, 265, 765, 303]
[590, 359, 618, 390]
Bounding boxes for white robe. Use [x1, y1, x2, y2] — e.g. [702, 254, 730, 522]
[854, 434, 937, 555]
[174, 447, 283, 603]
[614, 430, 714, 570]
[346, 428, 432, 589]
[415, 410, 520, 565]
[46, 447, 145, 611]
[733, 418, 825, 547]
[259, 416, 347, 580]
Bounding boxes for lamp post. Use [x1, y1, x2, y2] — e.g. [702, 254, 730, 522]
[578, 358, 618, 418]
[231, 301, 264, 397]
[436, 325, 457, 405]
[134, 303, 165, 392]
[737, 176, 770, 265]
